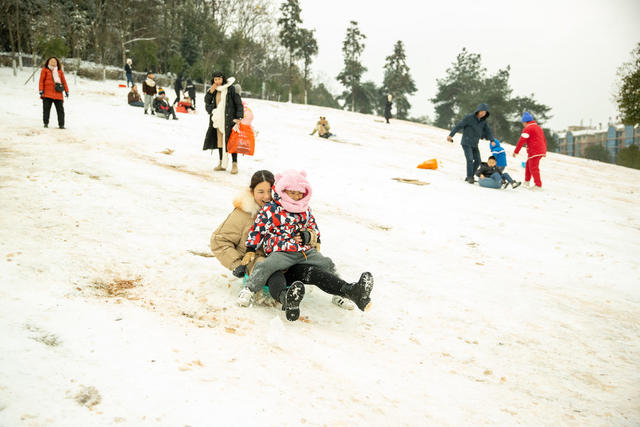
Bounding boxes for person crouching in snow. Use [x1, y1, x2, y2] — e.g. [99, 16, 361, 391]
[153, 88, 178, 120]
[475, 156, 520, 189]
[490, 139, 520, 188]
[235, 170, 373, 321]
[513, 112, 547, 189]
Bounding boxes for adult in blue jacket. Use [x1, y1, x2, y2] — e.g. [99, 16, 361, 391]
[446, 103, 495, 183]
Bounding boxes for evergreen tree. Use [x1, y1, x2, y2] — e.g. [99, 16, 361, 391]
[382, 40, 416, 119]
[616, 42, 640, 126]
[432, 48, 552, 144]
[297, 28, 318, 105]
[277, 0, 303, 103]
[337, 20, 366, 112]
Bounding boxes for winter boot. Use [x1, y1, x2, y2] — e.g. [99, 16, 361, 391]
[340, 272, 374, 312]
[230, 162, 238, 174]
[237, 287, 254, 307]
[214, 161, 225, 171]
[512, 181, 522, 189]
[331, 295, 355, 310]
[279, 281, 305, 321]
[501, 180, 509, 189]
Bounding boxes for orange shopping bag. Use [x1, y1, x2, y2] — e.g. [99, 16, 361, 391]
[227, 123, 255, 155]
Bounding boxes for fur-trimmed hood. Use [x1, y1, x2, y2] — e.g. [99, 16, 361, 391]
[232, 188, 261, 216]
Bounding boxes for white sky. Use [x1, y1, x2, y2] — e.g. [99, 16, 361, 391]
[299, 0, 640, 131]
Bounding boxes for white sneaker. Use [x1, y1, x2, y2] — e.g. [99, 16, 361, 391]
[332, 295, 355, 310]
[524, 181, 531, 187]
[529, 185, 543, 191]
[237, 287, 254, 307]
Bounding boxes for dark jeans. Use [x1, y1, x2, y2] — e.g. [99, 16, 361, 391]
[43, 98, 64, 127]
[462, 145, 481, 179]
[126, 72, 134, 87]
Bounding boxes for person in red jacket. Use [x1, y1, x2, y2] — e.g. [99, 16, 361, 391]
[38, 57, 69, 129]
[513, 112, 547, 189]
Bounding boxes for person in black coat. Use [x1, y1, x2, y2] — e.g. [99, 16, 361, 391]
[384, 94, 392, 124]
[124, 58, 133, 88]
[173, 74, 183, 105]
[203, 71, 244, 174]
[447, 103, 495, 183]
[185, 79, 196, 109]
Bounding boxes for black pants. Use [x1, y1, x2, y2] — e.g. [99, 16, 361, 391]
[267, 264, 346, 300]
[462, 145, 481, 179]
[218, 148, 237, 162]
[43, 98, 64, 127]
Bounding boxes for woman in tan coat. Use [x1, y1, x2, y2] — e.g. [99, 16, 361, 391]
[210, 170, 367, 313]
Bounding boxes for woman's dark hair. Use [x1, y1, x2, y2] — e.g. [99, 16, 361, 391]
[43, 57, 62, 70]
[210, 71, 227, 85]
[249, 170, 274, 190]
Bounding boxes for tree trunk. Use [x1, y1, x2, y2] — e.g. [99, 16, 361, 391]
[288, 51, 292, 103]
[16, 0, 22, 69]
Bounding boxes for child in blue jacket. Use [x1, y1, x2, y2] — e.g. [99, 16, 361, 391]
[490, 139, 520, 188]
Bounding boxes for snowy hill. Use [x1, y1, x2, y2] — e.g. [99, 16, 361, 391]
[1, 67, 639, 426]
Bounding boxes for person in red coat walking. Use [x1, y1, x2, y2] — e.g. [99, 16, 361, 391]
[38, 57, 69, 129]
[513, 112, 547, 189]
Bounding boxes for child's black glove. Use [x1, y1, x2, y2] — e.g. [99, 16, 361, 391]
[298, 230, 311, 245]
[232, 264, 246, 278]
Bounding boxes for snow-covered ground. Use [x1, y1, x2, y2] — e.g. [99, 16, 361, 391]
[1, 67, 639, 426]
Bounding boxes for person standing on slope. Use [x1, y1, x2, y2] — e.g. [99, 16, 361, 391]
[384, 94, 392, 124]
[447, 103, 495, 184]
[513, 112, 547, 189]
[38, 57, 69, 129]
[203, 71, 244, 174]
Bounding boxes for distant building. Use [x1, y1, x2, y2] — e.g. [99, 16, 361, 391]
[557, 124, 639, 161]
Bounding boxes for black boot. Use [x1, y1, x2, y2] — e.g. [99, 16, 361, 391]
[340, 272, 374, 311]
[279, 281, 305, 321]
[285, 265, 374, 312]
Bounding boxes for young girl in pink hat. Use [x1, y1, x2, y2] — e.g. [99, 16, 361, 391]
[236, 170, 373, 321]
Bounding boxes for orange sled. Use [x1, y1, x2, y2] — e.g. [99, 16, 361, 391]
[417, 159, 438, 170]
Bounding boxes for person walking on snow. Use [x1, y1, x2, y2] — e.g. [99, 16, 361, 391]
[203, 71, 244, 175]
[384, 94, 392, 124]
[142, 72, 157, 115]
[184, 79, 196, 109]
[38, 57, 69, 129]
[124, 58, 134, 88]
[513, 112, 547, 189]
[173, 73, 183, 106]
[447, 103, 495, 184]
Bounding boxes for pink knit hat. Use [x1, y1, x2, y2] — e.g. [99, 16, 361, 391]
[274, 170, 312, 213]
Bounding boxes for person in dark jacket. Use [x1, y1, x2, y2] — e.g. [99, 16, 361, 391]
[203, 71, 244, 174]
[173, 74, 183, 105]
[384, 94, 392, 124]
[153, 88, 178, 120]
[124, 58, 133, 88]
[38, 57, 69, 129]
[184, 79, 196, 109]
[475, 156, 520, 189]
[447, 103, 495, 183]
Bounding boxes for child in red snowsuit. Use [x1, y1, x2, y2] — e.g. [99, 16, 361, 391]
[513, 112, 547, 188]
